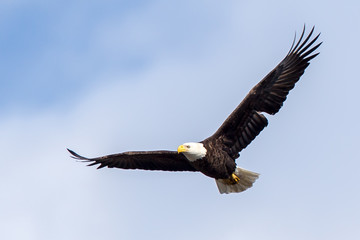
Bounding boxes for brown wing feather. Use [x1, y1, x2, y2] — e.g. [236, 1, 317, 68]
[67, 149, 197, 172]
[208, 26, 322, 158]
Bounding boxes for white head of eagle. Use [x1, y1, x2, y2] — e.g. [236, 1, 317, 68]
[177, 142, 207, 162]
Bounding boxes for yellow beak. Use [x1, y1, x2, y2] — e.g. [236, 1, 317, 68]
[177, 145, 188, 153]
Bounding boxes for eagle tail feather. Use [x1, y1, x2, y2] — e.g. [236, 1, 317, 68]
[215, 167, 259, 194]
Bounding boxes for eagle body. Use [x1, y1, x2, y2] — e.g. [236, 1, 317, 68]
[192, 140, 237, 180]
[68, 26, 322, 194]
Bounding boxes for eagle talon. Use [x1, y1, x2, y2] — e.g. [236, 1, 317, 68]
[231, 173, 240, 184]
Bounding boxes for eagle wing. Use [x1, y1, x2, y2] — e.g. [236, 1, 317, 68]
[68, 149, 197, 172]
[208, 26, 322, 158]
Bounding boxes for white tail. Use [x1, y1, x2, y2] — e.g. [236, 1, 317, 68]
[215, 167, 260, 194]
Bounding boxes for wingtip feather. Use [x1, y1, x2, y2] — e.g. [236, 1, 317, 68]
[67, 148, 90, 161]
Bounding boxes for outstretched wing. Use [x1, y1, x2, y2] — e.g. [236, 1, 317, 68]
[208, 26, 322, 158]
[68, 149, 197, 172]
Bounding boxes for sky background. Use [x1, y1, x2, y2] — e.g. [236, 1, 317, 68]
[1, 1, 359, 239]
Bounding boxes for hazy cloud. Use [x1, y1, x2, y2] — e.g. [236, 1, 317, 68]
[0, 0, 359, 239]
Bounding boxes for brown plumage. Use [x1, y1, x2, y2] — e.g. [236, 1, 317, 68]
[68, 26, 322, 194]
[68, 149, 196, 171]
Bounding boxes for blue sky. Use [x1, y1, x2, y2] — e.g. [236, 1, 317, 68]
[1, 1, 359, 239]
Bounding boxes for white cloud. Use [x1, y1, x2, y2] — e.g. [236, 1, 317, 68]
[1, 0, 360, 239]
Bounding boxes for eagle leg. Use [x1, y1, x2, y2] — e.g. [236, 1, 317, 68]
[222, 173, 240, 185]
[230, 173, 240, 184]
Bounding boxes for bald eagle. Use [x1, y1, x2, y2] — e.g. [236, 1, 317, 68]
[68, 26, 321, 194]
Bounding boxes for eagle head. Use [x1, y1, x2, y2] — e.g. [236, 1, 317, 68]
[177, 142, 207, 162]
